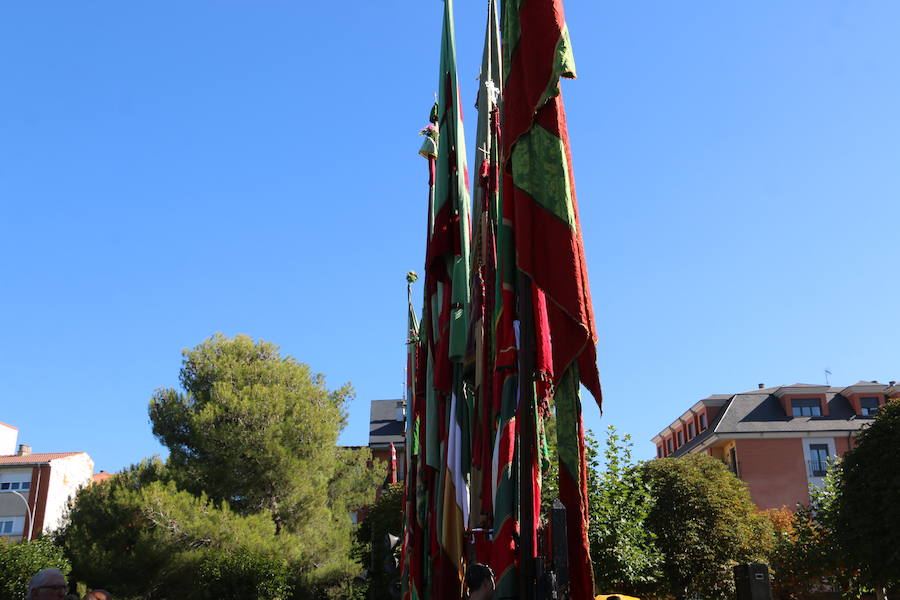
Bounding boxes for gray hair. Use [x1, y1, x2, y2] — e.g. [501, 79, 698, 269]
[28, 569, 66, 596]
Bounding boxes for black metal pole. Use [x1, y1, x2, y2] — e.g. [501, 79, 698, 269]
[518, 272, 537, 600]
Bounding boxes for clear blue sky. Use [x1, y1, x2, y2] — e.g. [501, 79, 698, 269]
[2, 2, 898, 473]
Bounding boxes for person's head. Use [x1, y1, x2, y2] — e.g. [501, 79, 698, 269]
[83, 590, 111, 600]
[28, 569, 68, 600]
[465, 563, 495, 600]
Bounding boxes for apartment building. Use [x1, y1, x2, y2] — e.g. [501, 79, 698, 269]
[0, 422, 94, 542]
[651, 381, 898, 510]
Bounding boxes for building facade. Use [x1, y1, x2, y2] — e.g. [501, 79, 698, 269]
[368, 399, 406, 483]
[651, 381, 898, 510]
[0, 422, 94, 542]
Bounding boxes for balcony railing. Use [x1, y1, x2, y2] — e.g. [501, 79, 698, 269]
[808, 460, 828, 477]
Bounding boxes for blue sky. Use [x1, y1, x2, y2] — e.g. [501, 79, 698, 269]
[2, 1, 898, 473]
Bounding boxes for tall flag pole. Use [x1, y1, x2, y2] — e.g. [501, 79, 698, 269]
[416, 107, 439, 600]
[500, 1, 603, 600]
[419, 0, 472, 596]
[401, 272, 421, 600]
[467, 0, 503, 536]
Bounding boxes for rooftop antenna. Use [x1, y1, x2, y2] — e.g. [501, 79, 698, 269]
[824, 368, 832, 386]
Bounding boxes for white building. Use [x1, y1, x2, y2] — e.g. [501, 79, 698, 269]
[0, 422, 94, 542]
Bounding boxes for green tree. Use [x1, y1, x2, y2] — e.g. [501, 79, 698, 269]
[835, 399, 900, 591]
[641, 453, 773, 600]
[589, 426, 661, 594]
[56, 460, 306, 599]
[194, 549, 293, 600]
[149, 333, 369, 535]
[59, 333, 383, 599]
[541, 423, 661, 593]
[0, 539, 70, 600]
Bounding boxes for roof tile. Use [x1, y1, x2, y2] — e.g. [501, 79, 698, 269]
[0, 452, 84, 465]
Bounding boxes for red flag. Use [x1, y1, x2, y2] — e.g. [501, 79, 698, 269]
[501, 0, 602, 598]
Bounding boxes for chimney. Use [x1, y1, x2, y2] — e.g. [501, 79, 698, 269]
[17, 444, 31, 456]
[396, 403, 406, 422]
[758, 383, 765, 389]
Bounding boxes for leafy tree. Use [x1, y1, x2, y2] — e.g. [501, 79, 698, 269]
[589, 426, 661, 594]
[58, 334, 383, 599]
[765, 504, 836, 600]
[641, 453, 773, 600]
[835, 399, 900, 591]
[56, 460, 306, 599]
[541, 423, 660, 593]
[149, 333, 370, 536]
[0, 539, 70, 600]
[194, 549, 293, 600]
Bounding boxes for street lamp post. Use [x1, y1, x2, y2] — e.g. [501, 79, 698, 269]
[10, 490, 34, 541]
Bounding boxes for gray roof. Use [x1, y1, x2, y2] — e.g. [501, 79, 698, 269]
[713, 391, 868, 434]
[369, 399, 406, 447]
[668, 383, 893, 457]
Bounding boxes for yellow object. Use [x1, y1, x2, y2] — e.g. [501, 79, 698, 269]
[595, 595, 641, 600]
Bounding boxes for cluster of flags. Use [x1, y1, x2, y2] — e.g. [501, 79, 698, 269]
[400, 0, 602, 599]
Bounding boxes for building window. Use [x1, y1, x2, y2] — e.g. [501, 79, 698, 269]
[728, 447, 739, 477]
[0, 481, 30, 492]
[677, 431, 684, 447]
[656, 445, 663, 458]
[699, 413, 708, 430]
[808, 444, 829, 476]
[688, 423, 696, 439]
[0, 521, 13, 535]
[666, 439, 673, 454]
[791, 398, 822, 417]
[860, 397, 880, 416]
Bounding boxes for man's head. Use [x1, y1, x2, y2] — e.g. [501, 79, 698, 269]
[82, 590, 111, 600]
[465, 563, 495, 600]
[28, 569, 68, 600]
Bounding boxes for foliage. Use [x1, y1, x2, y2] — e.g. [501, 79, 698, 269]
[149, 333, 368, 535]
[588, 426, 661, 594]
[143, 334, 380, 595]
[0, 539, 71, 600]
[56, 460, 307, 599]
[58, 334, 383, 599]
[835, 398, 900, 589]
[541, 422, 660, 593]
[194, 549, 293, 600]
[765, 459, 871, 600]
[354, 483, 404, 600]
[765, 504, 838, 600]
[641, 453, 773, 600]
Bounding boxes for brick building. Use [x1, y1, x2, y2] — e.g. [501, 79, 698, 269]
[0, 422, 94, 542]
[651, 381, 898, 510]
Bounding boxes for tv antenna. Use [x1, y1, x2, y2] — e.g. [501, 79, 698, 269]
[824, 368, 832, 385]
